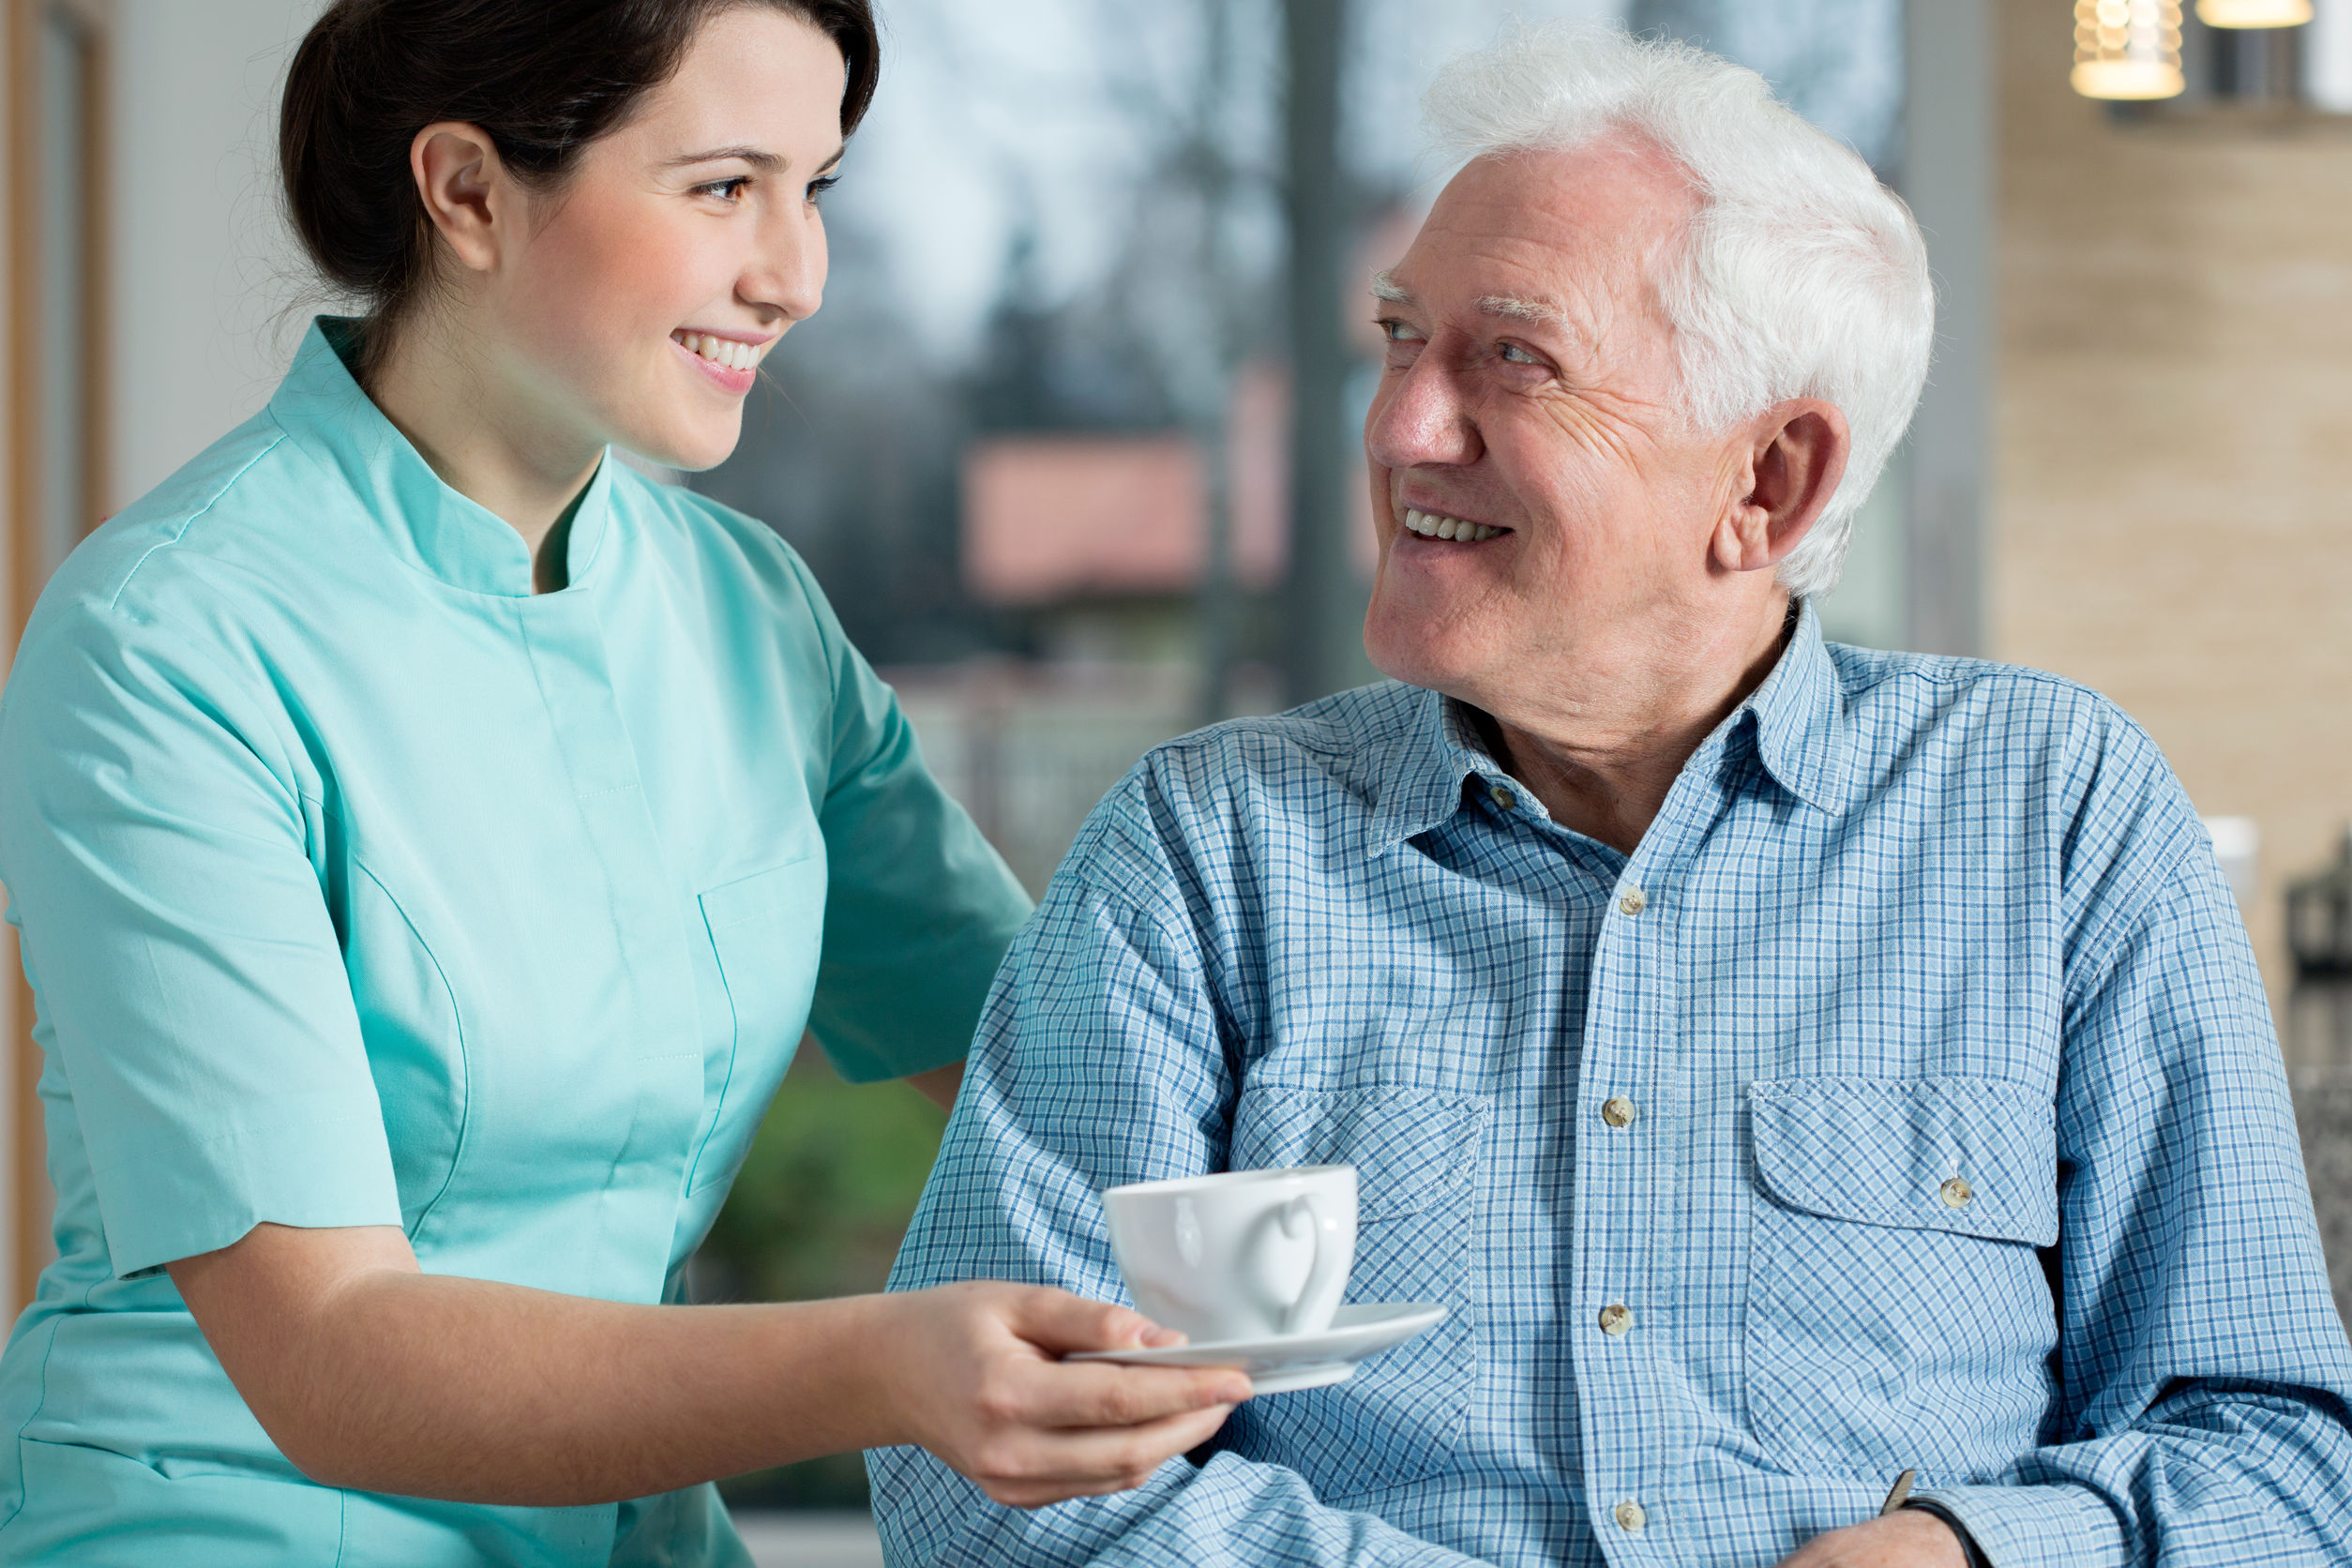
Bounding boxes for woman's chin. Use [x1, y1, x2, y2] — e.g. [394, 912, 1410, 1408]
[619, 417, 741, 475]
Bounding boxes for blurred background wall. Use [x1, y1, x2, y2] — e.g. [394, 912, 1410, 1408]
[4, 0, 2350, 1545]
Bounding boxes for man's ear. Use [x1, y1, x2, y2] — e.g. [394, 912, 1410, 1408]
[1707, 400, 1852, 575]
[409, 122, 511, 277]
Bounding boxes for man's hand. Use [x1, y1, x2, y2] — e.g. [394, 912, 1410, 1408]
[1774, 1509, 1969, 1568]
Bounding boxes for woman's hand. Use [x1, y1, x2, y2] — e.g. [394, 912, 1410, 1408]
[872, 1281, 1251, 1508]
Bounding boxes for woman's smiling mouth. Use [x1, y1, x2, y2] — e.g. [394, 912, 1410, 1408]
[670, 329, 778, 394]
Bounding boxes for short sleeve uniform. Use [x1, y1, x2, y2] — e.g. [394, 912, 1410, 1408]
[0, 318, 1032, 1566]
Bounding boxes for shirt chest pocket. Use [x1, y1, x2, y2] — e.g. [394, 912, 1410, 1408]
[686, 858, 826, 1196]
[1745, 1075, 2059, 1482]
[1215, 1083, 1484, 1501]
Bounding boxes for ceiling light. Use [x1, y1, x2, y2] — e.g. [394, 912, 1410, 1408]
[2074, 0, 2188, 98]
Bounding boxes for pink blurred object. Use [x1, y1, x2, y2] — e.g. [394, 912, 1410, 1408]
[961, 361, 1374, 608]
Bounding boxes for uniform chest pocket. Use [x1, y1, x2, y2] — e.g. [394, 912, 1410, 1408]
[1214, 1083, 1485, 1500]
[686, 858, 826, 1196]
[1745, 1075, 2059, 1482]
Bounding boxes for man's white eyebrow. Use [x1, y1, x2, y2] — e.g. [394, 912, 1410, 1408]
[1370, 272, 1560, 326]
[1476, 294, 1558, 324]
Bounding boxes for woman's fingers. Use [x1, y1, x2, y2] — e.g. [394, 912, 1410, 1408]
[968, 1403, 1237, 1509]
[883, 1282, 1253, 1509]
[1003, 1287, 1185, 1353]
[1020, 1359, 1252, 1428]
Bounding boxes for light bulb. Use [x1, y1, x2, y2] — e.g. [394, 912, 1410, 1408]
[2074, 0, 2188, 98]
[2196, 0, 2314, 26]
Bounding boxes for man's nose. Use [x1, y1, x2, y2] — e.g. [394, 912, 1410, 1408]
[1364, 356, 1483, 472]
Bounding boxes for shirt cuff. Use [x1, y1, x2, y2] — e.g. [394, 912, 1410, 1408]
[1911, 1484, 2129, 1568]
[1902, 1500, 1989, 1568]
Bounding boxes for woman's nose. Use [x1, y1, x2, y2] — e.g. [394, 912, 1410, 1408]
[746, 205, 828, 325]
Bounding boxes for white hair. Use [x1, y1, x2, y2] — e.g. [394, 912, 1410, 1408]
[1423, 24, 1935, 599]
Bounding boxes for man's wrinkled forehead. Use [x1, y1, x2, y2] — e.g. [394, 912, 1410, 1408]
[1380, 140, 1695, 333]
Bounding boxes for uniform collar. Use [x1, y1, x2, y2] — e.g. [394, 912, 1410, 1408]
[1366, 598, 1851, 848]
[265, 316, 615, 597]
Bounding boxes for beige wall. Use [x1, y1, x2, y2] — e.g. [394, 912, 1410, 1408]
[111, 0, 325, 504]
[1996, 0, 2352, 997]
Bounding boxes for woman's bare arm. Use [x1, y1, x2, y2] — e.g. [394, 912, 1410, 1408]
[169, 1221, 1244, 1508]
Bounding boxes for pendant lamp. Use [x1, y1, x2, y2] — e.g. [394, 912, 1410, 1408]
[2073, 0, 2188, 98]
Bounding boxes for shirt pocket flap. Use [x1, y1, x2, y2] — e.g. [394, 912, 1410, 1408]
[1749, 1076, 2057, 1246]
[699, 853, 819, 933]
[1229, 1084, 1483, 1222]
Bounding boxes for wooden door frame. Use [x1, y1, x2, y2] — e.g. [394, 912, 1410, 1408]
[6, 0, 113, 1317]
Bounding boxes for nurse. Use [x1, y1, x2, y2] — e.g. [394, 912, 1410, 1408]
[0, 1, 1247, 1563]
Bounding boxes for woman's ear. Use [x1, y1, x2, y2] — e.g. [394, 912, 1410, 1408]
[1708, 399, 1851, 574]
[409, 122, 510, 276]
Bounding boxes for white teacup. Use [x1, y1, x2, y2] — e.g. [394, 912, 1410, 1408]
[1102, 1165, 1357, 1343]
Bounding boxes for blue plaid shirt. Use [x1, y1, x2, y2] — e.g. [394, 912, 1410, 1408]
[874, 605, 2352, 1566]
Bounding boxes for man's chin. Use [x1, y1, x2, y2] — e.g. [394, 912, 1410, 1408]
[1364, 624, 1487, 703]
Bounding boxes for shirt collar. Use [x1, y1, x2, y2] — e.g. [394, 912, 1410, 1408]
[1365, 598, 1851, 848]
[1739, 599, 1851, 813]
[1365, 686, 1512, 849]
[265, 316, 615, 597]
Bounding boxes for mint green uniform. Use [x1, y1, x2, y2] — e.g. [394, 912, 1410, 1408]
[0, 319, 1030, 1565]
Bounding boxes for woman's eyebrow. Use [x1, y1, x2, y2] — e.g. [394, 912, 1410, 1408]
[660, 143, 846, 175]
[664, 145, 786, 172]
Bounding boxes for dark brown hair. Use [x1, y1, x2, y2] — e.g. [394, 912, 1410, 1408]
[279, 0, 879, 378]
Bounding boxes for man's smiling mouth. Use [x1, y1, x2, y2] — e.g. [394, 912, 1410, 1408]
[1401, 507, 1508, 543]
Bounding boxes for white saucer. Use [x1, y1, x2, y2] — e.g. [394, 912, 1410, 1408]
[1068, 1302, 1448, 1394]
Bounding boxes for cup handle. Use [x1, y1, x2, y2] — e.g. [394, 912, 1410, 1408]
[1276, 1194, 1342, 1335]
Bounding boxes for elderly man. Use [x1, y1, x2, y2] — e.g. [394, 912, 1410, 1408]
[873, 26, 2352, 1568]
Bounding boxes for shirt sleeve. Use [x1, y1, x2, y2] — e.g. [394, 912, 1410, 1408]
[1917, 832, 2352, 1565]
[785, 551, 1033, 1084]
[868, 784, 1496, 1568]
[0, 605, 401, 1278]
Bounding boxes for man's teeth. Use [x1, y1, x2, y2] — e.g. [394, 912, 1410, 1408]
[1403, 508, 1502, 542]
[673, 331, 765, 372]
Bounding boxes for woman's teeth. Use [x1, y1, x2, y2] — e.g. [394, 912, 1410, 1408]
[1403, 507, 1503, 542]
[673, 331, 765, 373]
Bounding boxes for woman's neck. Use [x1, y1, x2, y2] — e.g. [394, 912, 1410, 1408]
[362, 309, 605, 588]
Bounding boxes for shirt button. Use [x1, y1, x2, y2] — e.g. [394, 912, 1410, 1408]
[1614, 1500, 1648, 1533]
[1940, 1176, 1974, 1209]
[1598, 1303, 1634, 1335]
[1488, 783, 1516, 811]
[1602, 1096, 1636, 1128]
[1618, 886, 1648, 916]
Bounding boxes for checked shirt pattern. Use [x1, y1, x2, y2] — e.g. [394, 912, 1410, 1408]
[873, 604, 2352, 1567]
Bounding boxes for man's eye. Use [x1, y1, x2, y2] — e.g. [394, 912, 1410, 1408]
[1499, 341, 1541, 366]
[1379, 318, 1424, 343]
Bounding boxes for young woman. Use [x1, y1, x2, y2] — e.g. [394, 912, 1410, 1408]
[0, 2, 1245, 1562]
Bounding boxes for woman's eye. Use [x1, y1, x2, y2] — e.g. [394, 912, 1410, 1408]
[699, 177, 751, 203]
[807, 175, 840, 205]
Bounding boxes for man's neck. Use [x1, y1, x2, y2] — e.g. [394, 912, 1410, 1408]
[364, 311, 604, 589]
[1479, 595, 1795, 856]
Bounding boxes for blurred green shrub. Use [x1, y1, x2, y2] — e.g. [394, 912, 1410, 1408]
[698, 1044, 949, 1510]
